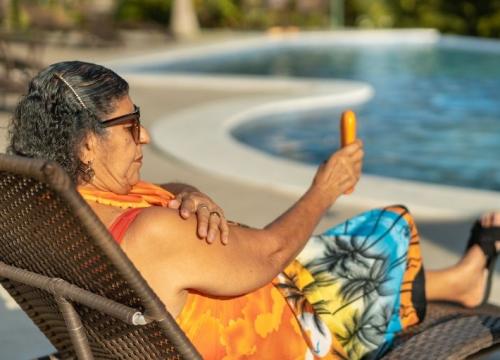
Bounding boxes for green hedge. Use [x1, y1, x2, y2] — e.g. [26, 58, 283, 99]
[113, 0, 499, 38]
[346, 0, 500, 38]
[2, 0, 499, 38]
[114, 0, 330, 29]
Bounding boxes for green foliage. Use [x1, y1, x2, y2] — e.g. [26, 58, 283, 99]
[8, 0, 24, 30]
[6, 0, 497, 38]
[345, 0, 500, 38]
[347, 0, 395, 28]
[195, 0, 243, 28]
[1, 0, 82, 32]
[115, 0, 172, 27]
[112, 0, 330, 30]
[110, 0, 499, 38]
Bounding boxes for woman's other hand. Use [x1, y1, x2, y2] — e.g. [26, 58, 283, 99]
[168, 191, 229, 245]
[311, 139, 364, 205]
[481, 212, 500, 228]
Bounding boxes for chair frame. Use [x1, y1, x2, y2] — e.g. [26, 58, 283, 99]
[1, 153, 500, 360]
[0, 154, 201, 359]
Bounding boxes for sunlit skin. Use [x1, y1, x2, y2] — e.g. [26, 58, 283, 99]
[78, 97, 366, 316]
[426, 211, 500, 307]
[79, 95, 230, 243]
[481, 212, 500, 229]
[80, 96, 499, 318]
[81, 96, 145, 195]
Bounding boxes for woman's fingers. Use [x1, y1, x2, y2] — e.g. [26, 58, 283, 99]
[196, 205, 210, 238]
[169, 192, 196, 218]
[167, 198, 181, 209]
[169, 192, 217, 240]
[201, 210, 229, 245]
[167, 190, 231, 244]
[219, 215, 230, 245]
[324, 141, 360, 166]
[206, 209, 229, 245]
[207, 212, 221, 244]
[342, 139, 363, 156]
[315, 139, 364, 197]
[180, 196, 197, 218]
[168, 191, 187, 210]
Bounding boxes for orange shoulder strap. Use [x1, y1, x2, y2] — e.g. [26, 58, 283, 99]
[78, 181, 175, 209]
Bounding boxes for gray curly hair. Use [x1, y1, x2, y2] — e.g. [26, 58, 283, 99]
[8, 61, 129, 183]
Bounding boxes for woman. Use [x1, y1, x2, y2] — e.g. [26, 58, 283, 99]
[8, 61, 500, 359]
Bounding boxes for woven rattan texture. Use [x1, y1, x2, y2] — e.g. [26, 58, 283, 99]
[0, 171, 182, 359]
[384, 300, 500, 359]
[386, 314, 500, 359]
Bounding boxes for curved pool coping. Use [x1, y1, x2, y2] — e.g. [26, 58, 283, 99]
[107, 29, 500, 219]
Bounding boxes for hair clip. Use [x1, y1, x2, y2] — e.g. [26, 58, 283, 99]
[54, 73, 87, 109]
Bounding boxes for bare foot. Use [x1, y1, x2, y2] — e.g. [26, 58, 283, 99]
[457, 215, 500, 307]
[481, 212, 500, 234]
[454, 245, 489, 308]
[426, 219, 499, 307]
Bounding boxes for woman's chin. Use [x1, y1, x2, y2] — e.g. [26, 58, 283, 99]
[128, 173, 141, 188]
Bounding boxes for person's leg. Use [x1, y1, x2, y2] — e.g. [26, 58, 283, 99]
[285, 205, 430, 358]
[425, 244, 489, 308]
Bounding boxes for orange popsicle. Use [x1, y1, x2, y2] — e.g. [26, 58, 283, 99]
[340, 110, 357, 147]
[340, 110, 357, 194]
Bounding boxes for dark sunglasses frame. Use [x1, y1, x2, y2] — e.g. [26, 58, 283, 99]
[101, 105, 141, 144]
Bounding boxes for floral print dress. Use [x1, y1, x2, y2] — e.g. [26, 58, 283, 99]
[176, 205, 426, 359]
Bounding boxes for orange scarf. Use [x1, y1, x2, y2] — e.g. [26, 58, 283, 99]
[78, 181, 175, 209]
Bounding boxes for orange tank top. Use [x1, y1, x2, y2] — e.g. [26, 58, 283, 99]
[108, 209, 317, 359]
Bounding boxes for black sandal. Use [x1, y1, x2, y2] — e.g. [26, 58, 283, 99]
[466, 220, 500, 306]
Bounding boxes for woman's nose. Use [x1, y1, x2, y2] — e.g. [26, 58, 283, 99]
[140, 125, 151, 144]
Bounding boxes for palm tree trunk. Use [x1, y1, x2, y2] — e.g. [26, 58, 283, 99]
[1, 0, 13, 31]
[170, 0, 199, 40]
[83, 0, 118, 43]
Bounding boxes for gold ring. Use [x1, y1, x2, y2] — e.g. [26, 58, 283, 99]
[197, 204, 209, 212]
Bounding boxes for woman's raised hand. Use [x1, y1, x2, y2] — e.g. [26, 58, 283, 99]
[168, 191, 229, 245]
[311, 139, 364, 205]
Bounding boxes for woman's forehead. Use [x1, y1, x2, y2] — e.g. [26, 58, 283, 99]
[111, 96, 134, 115]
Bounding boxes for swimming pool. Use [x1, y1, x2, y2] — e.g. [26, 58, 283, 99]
[135, 34, 500, 191]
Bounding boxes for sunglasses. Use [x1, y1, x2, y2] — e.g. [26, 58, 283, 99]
[101, 105, 141, 144]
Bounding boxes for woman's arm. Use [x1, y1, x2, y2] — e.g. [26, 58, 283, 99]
[123, 141, 363, 298]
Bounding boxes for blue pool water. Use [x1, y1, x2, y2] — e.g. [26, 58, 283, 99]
[140, 41, 500, 191]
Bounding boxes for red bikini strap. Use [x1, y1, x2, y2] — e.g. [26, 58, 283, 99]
[108, 208, 144, 244]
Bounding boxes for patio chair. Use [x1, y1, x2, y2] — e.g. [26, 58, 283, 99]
[0, 154, 200, 359]
[0, 153, 499, 360]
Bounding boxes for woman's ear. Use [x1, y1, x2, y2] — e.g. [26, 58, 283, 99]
[80, 132, 98, 164]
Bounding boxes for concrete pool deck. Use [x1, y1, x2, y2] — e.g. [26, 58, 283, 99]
[1, 29, 500, 359]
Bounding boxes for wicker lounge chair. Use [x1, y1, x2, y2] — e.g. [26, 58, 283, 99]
[0, 153, 499, 359]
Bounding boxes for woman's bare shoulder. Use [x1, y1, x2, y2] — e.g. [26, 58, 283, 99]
[117, 206, 199, 314]
[121, 206, 199, 251]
